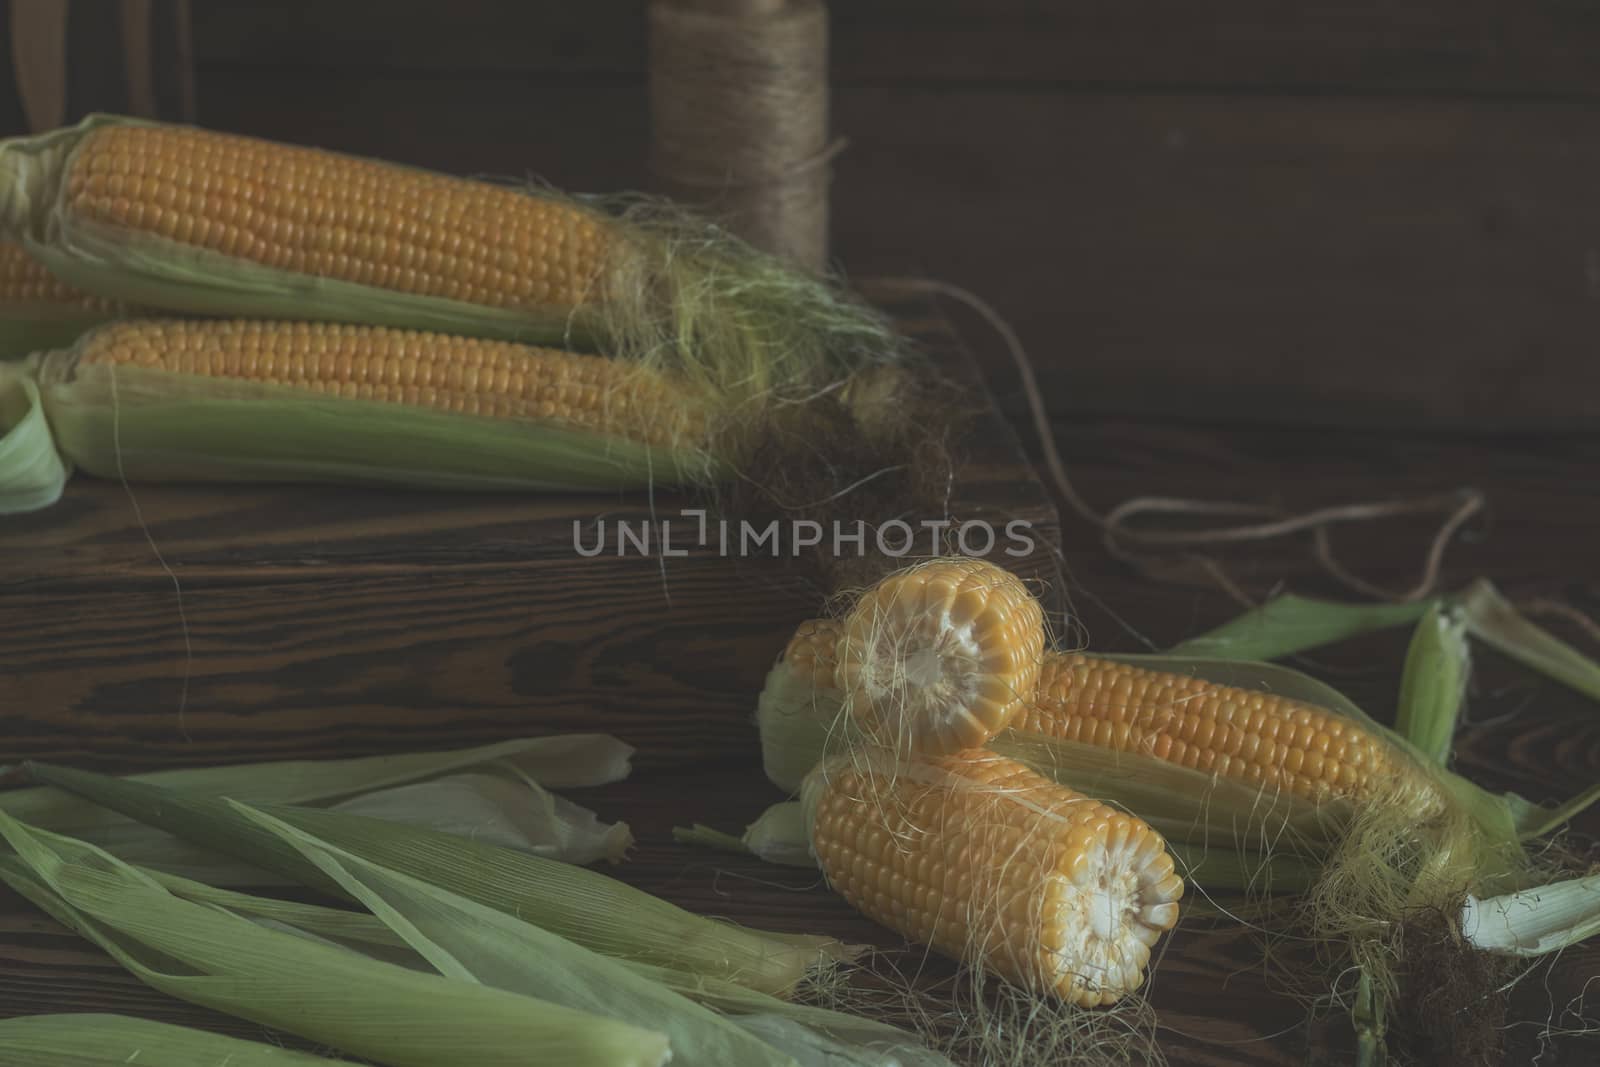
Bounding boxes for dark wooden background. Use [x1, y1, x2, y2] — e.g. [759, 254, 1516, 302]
[7, 0, 1600, 427]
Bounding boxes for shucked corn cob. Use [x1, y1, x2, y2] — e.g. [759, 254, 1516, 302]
[835, 558, 1045, 756]
[778, 616, 1421, 806]
[807, 750, 1183, 1006]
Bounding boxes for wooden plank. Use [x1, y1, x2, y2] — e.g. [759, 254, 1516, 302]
[187, 0, 1600, 97]
[0, 314, 1061, 774]
[191, 72, 1600, 428]
[5, 411, 1600, 1064]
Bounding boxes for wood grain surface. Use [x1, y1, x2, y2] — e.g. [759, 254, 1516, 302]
[3, 314, 1598, 1064]
[0, 314, 1060, 775]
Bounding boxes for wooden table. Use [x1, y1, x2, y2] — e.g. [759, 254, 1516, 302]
[2, 317, 1597, 1065]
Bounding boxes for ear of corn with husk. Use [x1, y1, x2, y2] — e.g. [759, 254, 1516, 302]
[0, 315, 725, 513]
[0, 114, 901, 407]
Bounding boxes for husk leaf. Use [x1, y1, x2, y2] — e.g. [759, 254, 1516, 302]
[1458, 578, 1600, 704]
[230, 800, 801, 1067]
[2, 734, 634, 884]
[0, 813, 671, 1067]
[1392, 602, 1471, 765]
[1165, 595, 1433, 661]
[26, 761, 843, 995]
[1462, 873, 1600, 956]
[0, 1014, 358, 1066]
[0, 359, 68, 512]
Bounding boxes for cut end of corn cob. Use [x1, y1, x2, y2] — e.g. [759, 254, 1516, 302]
[807, 750, 1183, 1006]
[1022, 653, 1431, 807]
[836, 558, 1045, 756]
[67, 318, 707, 449]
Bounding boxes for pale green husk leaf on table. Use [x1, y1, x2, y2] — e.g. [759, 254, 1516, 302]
[0, 1014, 360, 1066]
[152, 848, 947, 1066]
[232, 800, 804, 1067]
[1457, 579, 1600, 704]
[2, 734, 635, 884]
[26, 761, 849, 996]
[0, 362, 68, 512]
[1165, 594, 1434, 662]
[0, 813, 671, 1067]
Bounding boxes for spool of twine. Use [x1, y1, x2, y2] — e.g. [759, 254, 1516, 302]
[648, 0, 832, 271]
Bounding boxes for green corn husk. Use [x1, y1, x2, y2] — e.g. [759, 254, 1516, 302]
[1165, 594, 1434, 661]
[1, 734, 634, 884]
[234, 800, 804, 1067]
[147, 852, 947, 1066]
[1392, 602, 1470, 765]
[0, 1014, 360, 1066]
[0, 339, 719, 514]
[0, 361, 68, 511]
[26, 762, 847, 996]
[0, 815, 671, 1067]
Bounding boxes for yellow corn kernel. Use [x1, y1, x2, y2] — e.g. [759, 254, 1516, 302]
[61, 123, 608, 313]
[781, 619, 844, 691]
[0, 240, 118, 311]
[75, 319, 701, 448]
[835, 559, 1045, 756]
[809, 750, 1183, 1006]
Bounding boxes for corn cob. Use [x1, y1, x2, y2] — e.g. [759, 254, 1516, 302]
[25, 318, 718, 494]
[1017, 654, 1416, 805]
[835, 558, 1045, 756]
[780, 617, 1422, 806]
[807, 750, 1183, 1006]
